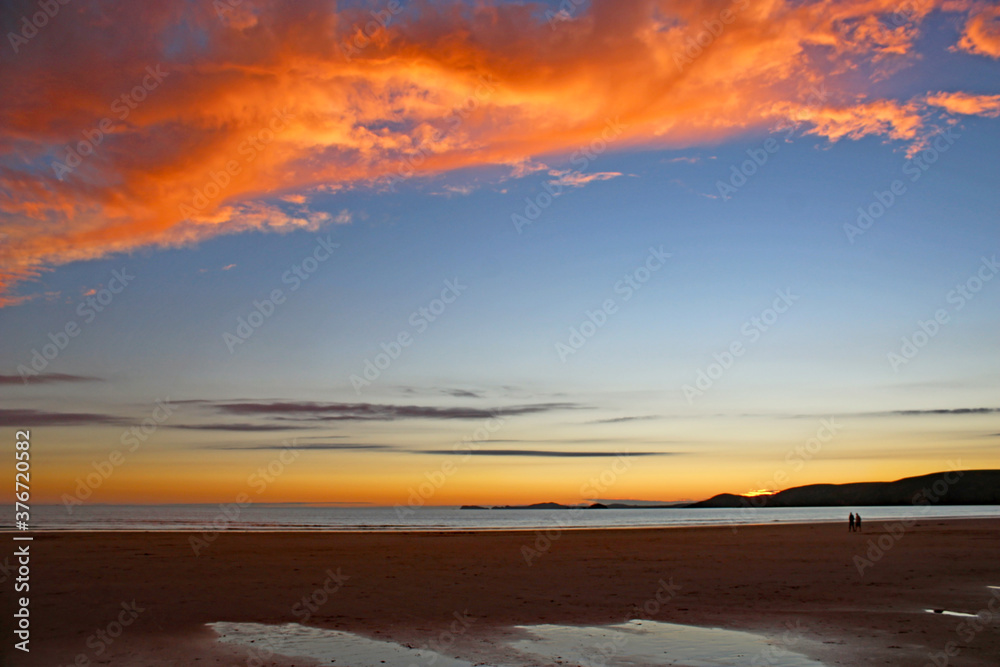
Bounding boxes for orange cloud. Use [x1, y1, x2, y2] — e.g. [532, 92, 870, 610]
[926, 91, 1000, 117]
[957, 5, 1000, 58]
[0, 0, 998, 305]
[774, 98, 925, 142]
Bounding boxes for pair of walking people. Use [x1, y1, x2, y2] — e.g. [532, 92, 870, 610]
[848, 512, 862, 532]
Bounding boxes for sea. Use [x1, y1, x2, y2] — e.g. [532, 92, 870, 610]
[5, 503, 1000, 531]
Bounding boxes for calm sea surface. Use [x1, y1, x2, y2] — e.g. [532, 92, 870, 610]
[5, 504, 999, 531]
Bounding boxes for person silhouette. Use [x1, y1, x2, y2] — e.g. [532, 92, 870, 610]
[855, 514, 862, 532]
[849, 513, 855, 532]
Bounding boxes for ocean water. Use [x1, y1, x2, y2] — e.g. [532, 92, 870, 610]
[5, 503, 1000, 531]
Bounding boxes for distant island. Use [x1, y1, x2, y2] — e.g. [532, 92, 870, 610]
[461, 469, 1000, 509]
[460, 502, 679, 510]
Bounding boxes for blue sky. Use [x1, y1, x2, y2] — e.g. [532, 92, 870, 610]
[1, 0, 998, 504]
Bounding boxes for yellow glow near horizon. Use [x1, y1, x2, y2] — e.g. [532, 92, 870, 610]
[18, 414, 999, 507]
[27, 438, 997, 507]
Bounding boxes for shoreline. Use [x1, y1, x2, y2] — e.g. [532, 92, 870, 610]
[5, 518, 999, 666]
[5, 507, 1000, 535]
[0, 516, 993, 533]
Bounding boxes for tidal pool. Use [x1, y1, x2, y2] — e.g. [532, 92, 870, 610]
[209, 621, 475, 666]
[509, 620, 828, 667]
[210, 619, 829, 666]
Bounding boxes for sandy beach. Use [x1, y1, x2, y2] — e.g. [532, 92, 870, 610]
[4, 518, 999, 666]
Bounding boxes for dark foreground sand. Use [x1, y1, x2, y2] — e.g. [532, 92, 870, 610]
[2, 518, 999, 666]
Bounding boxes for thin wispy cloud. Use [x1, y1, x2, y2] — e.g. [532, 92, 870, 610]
[663, 156, 712, 164]
[484, 438, 674, 446]
[733, 407, 1000, 419]
[547, 170, 624, 189]
[399, 386, 486, 399]
[445, 389, 485, 399]
[879, 407, 1000, 416]
[588, 415, 660, 424]
[197, 400, 579, 422]
[203, 443, 395, 451]
[172, 423, 313, 432]
[0, 373, 103, 385]
[0, 408, 126, 426]
[415, 449, 672, 458]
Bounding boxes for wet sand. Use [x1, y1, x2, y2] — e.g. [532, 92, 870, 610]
[3, 518, 999, 666]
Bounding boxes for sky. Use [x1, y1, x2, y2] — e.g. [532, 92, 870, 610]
[1, 0, 998, 507]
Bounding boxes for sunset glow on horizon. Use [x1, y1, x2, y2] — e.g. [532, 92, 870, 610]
[1, 0, 998, 509]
